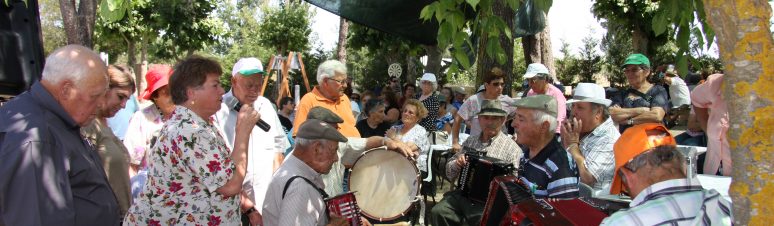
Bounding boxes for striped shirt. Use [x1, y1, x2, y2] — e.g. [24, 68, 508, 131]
[579, 118, 620, 194]
[601, 178, 733, 226]
[446, 132, 524, 180]
[262, 155, 328, 226]
[518, 137, 579, 198]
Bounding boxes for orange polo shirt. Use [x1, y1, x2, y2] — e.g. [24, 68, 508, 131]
[292, 86, 361, 138]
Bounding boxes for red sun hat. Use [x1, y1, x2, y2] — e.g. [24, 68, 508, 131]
[141, 64, 173, 100]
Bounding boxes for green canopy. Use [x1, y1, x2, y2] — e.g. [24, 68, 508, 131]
[304, 0, 548, 45]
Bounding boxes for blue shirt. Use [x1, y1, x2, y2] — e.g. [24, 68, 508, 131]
[0, 83, 120, 226]
[106, 94, 139, 140]
[518, 137, 579, 198]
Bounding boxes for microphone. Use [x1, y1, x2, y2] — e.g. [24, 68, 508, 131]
[224, 97, 271, 132]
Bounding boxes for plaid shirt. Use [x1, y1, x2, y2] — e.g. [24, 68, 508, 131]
[446, 132, 523, 180]
[601, 178, 733, 226]
[579, 118, 620, 193]
[519, 137, 579, 198]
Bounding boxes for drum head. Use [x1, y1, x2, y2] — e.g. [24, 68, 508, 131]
[348, 148, 419, 221]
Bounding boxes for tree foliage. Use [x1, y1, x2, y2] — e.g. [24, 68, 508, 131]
[576, 33, 603, 83]
[346, 23, 425, 90]
[258, 1, 313, 54]
[419, 0, 547, 74]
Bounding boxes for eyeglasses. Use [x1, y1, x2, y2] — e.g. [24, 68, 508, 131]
[623, 68, 642, 74]
[327, 77, 346, 85]
[489, 82, 504, 86]
[402, 109, 417, 116]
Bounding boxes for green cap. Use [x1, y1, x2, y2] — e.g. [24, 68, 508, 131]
[477, 100, 507, 117]
[622, 53, 650, 68]
[510, 95, 558, 117]
[306, 106, 344, 124]
[296, 119, 348, 143]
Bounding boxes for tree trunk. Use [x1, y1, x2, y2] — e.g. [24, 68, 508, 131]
[59, 0, 97, 48]
[406, 55, 418, 83]
[477, 0, 515, 95]
[539, 21, 556, 82]
[337, 18, 349, 64]
[522, 35, 541, 65]
[125, 35, 140, 94]
[522, 20, 556, 85]
[702, 0, 774, 224]
[631, 23, 648, 55]
[423, 44, 443, 81]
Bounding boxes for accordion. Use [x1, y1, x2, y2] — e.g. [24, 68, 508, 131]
[501, 198, 609, 226]
[480, 176, 534, 226]
[325, 192, 362, 226]
[457, 151, 515, 203]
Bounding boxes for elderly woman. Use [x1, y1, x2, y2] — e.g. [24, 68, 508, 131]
[356, 99, 392, 138]
[610, 54, 669, 133]
[81, 65, 136, 217]
[123, 65, 176, 179]
[124, 56, 259, 225]
[387, 99, 430, 172]
[417, 73, 440, 132]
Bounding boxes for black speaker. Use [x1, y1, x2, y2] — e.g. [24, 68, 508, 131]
[1, 0, 45, 97]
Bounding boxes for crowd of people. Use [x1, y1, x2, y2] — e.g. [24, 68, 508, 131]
[0, 45, 732, 226]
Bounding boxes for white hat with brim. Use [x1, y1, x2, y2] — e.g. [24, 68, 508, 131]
[420, 73, 437, 83]
[566, 83, 612, 107]
[232, 57, 264, 77]
[523, 63, 550, 79]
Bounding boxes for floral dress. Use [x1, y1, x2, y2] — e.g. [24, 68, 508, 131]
[124, 106, 238, 226]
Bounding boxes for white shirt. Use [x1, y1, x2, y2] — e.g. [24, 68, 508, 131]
[668, 76, 691, 107]
[213, 91, 289, 213]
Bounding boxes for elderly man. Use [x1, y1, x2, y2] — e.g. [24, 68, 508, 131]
[511, 95, 579, 198]
[561, 83, 621, 195]
[430, 100, 523, 226]
[293, 60, 360, 137]
[601, 123, 732, 225]
[523, 63, 566, 134]
[610, 54, 669, 133]
[213, 57, 288, 225]
[302, 106, 413, 196]
[0, 45, 120, 225]
[452, 67, 516, 152]
[262, 119, 362, 226]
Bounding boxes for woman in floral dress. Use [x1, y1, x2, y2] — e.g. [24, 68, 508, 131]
[124, 56, 259, 226]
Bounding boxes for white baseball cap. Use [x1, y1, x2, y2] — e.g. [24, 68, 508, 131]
[567, 83, 612, 106]
[523, 63, 550, 79]
[420, 73, 437, 83]
[232, 57, 264, 77]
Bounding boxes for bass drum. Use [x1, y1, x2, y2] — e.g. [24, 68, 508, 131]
[347, 147, 420, 222]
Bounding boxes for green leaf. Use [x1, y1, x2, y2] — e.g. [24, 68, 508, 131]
[676, 54, 688, 77]
[534, 0, 553, 14]
[455, 49, 471, 69]
[505, 0, 520, 11]
[419, 4, 435, 21]
[651, 9, 669, 36]
[466, 0, 480, 8]
[99, 0, 128, 23]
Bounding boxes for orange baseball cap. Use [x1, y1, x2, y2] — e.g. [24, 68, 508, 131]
[609, 123, 676, 195]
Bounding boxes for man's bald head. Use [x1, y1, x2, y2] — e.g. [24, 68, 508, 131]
[42, 45, 107, 86]
[40, 45, 109, 126]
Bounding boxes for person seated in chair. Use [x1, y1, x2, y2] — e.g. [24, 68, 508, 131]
[430, 100, 523, 226]
[561, 83, 621, 195]
[601, 123, 732, 225]
[511, 95, 579, 199]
